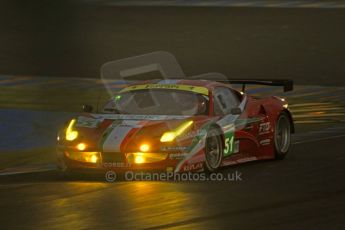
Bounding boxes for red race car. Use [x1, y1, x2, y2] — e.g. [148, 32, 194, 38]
[56, 52, 294, 173]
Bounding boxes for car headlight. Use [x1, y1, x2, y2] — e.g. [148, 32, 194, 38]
[139, 143, 150, 152]
[65, 151, 100, 163]
[126, 152, 168, 164]
[76, 143, 87, 151]
[160, 120, 193, 142]
[66, 119, 78, 141]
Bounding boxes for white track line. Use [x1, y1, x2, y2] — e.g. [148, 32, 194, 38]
[0, 167, 55, 176]
[293, 134, 345, 145]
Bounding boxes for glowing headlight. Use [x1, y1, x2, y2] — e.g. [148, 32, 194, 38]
[160, 132, 176, 143]
[66, 119, 78, 141]
[139, 144, 150, 152]
[134, 154, 145, 164]
[90, 155, 98, 163]
[126, 152, 168, 164]
[160, 120, 193, 142]
[76, 143, 87, 151]
[65, 151, 100, 163]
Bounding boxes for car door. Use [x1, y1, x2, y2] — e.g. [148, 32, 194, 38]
[213, 87, 241, 157]
[213, 87, 259, 158]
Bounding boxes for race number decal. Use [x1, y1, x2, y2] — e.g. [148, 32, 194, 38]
[223, 131, 235, 156]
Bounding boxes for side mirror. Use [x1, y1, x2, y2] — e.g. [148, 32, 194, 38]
[230, 107, 242, 115]
[82, 104, 93, 113]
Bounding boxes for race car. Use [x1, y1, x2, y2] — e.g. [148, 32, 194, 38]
[56, 78, 294, 173]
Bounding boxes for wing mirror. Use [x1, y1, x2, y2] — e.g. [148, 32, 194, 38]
[82, 104, 93, 113]
[230, 107, 242, 115]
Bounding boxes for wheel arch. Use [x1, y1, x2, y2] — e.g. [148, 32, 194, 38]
[282, 109, 295, 134]
[261, 103, 295, 134]
[209, 123, 225, 150]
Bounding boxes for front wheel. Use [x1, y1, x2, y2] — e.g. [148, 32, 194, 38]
[57, 157, 76, 178]
[274, 112, 291, 159]
[204, 128, 223, 172]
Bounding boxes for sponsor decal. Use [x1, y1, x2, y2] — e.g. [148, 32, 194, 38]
[118, 120, 142, 128]
[91, 114, 190, 121]
[178, 129, 207, 140]
[119, 84, 209, 95]
[259, 122, 271, 135]
[259, 139, 271, 146]
[103, 162, 131, 168]
[183, 162, 203, 171]
[161, 146, 188, 151]
[174, 123, 210, 172]
[233, 140, 239, 153]
[169, 153, 189, 159]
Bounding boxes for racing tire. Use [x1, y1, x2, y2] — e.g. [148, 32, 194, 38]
[274, 112, 291, 159]
[204, 127, 223, 172]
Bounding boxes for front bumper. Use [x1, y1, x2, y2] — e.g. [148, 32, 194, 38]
[56, 149, 180, 173]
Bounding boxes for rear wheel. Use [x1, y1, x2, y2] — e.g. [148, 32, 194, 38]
[274, 112, 291, 159]
[204, 128, 223, 172]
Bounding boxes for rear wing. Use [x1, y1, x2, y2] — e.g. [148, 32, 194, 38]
[218, 79, 293, 92]
[190, 73, 293, 92]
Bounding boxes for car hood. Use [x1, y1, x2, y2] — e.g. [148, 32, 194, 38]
[67, 113, 211, 153]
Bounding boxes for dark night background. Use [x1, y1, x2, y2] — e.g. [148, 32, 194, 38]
[0, 0, 344, 85]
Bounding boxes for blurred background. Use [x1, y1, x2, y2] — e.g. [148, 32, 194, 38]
[0, 0, 344, 85]
[0, 1, 345, 229]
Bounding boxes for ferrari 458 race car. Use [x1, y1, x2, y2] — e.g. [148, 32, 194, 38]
[56, 52, 294, 174]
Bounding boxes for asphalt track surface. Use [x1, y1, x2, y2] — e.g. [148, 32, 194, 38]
[0, 136, 344, 229]
[0, 1, 345, 230]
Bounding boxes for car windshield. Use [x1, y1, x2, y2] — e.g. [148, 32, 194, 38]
[103, 89, 209, 116]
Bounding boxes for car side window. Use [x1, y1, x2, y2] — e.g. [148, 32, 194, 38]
[213, 87, 240, 115]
